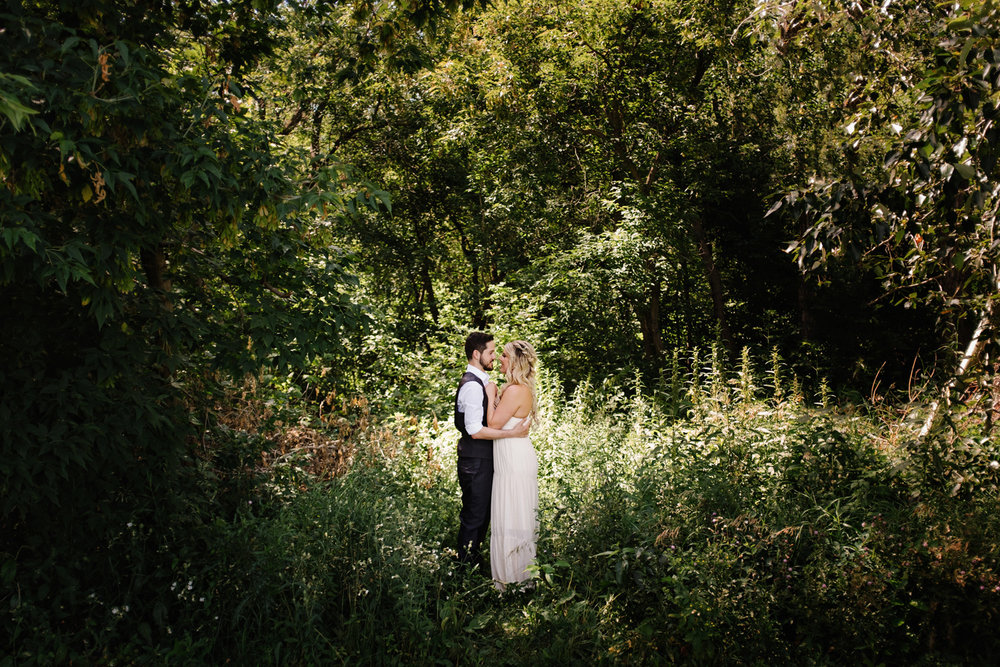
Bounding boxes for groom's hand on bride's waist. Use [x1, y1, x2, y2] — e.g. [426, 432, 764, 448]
[511, 416, 531, 438]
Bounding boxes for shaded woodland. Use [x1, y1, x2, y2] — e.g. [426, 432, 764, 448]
[2, 0, 1000, 662]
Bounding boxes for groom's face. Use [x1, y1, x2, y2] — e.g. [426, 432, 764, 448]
[477, 341, 496, 371]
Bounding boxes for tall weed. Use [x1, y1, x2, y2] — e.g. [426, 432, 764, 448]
[81, 350, 1000, 664]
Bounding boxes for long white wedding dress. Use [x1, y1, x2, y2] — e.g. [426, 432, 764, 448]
[490, 416, 538, 589]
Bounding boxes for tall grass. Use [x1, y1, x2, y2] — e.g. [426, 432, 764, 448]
[37, 349, 1000, 664]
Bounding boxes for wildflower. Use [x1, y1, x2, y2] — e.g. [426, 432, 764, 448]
[990, 461, 999, 470]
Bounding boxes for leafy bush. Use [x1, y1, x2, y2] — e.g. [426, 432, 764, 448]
[6, 343, 1000, 663]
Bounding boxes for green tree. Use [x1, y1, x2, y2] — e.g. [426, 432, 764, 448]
[462, 0, 792, 375]
[747, 0, 943, 387]
[0, 0, 393, 654]
[778, 1, 999, 419]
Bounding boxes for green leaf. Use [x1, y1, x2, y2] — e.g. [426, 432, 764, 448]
[115, 40, 131, 66]
[0, 87, 39, 131]
[0, 557, 16, 585]
[116, 172, 139, 201]
[464, 612, 493, 632]
[954, 162, 976, 180]
[947, 17, 973, 32]
[60, 35, 81, 54]
[375, 190, 393, 213]
[959, 37, 975, 65]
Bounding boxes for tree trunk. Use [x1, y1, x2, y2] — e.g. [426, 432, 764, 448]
[635, 279, 663, 362]
[141, 245, 172, 311]
[310, 98, 328, 157]
[281, 102, 309, 135]
[681, 255, 695, 350]
[797, 274, 814, 342]
[140, 244, 174, 377]
[796, 218, 814, 342]
[691, 216, 734, 355]
[918, 304, 994, 440]
[421, 259, 439, 324]
[450, 216, 486, 329]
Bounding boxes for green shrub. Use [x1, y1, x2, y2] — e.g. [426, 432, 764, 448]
[8, 348, 1000, 664]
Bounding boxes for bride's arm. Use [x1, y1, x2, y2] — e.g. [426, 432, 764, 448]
[484, 381, 498, 426]
[488, 384, 526, 429]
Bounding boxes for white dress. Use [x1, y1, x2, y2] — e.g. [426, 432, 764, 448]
[490, 416, 538, 588]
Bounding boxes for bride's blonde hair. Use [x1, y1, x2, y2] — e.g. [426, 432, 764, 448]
[501, 340, 538, 419]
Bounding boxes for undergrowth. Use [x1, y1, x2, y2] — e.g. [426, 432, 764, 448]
[6, 350, 1000, 664]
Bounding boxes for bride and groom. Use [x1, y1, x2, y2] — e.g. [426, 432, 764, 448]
[454, 331, 538, 589]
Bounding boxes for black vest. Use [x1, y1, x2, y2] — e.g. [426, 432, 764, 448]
[454, 372, 493, 458]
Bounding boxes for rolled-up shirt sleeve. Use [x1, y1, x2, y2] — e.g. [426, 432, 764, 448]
[457, 381, 485, 436]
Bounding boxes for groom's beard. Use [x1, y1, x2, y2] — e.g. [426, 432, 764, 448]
[483, 360, 494, 371]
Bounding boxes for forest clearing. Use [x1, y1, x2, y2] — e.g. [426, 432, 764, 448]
[2, 0, 999, 663]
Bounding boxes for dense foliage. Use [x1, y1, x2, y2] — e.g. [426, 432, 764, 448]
[12, 353, 1000, 663]
[0, 0, 379, 656]
[3, 0, 1000, 662]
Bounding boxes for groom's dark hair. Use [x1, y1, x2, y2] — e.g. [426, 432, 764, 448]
[465, 331, 493, 360]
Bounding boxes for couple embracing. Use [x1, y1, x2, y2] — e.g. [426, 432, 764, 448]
[454, 331, 538, 589]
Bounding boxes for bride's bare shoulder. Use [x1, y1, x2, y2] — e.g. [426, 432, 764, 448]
[503, 383, 529, 397]
[502, 383, 533, 411]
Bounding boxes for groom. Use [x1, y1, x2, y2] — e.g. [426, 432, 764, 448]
[454, 331, 529, 574]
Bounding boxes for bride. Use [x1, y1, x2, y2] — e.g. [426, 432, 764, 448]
[486, 340, 539, 589]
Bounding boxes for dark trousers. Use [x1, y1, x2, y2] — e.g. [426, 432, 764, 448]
[456, 456, 493, 571]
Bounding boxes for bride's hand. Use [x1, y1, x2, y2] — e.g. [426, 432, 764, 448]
[511, 416, 531, 437]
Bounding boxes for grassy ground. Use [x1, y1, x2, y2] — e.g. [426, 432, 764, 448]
[138, 363, 1000, 664]
[8, 357, 998, 664]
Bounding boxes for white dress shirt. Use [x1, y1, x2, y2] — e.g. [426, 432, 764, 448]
[457, 364, 491, 436]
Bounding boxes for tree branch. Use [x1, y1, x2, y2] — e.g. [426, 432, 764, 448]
[281, 102, 310, 135]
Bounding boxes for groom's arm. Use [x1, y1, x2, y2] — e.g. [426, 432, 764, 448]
[461, 381, 530, 439]
[458, 381, 487, 436]
[470, 425, 528, 440]
[470, 416, 531, 440]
